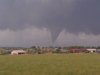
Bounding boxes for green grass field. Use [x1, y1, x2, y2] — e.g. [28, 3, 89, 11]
[0, 54, 100, 75]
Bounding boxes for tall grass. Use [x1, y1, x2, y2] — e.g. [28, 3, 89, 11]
[0, 54, 100, 75]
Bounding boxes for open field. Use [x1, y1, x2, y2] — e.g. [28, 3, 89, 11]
[0, 54, 100, 75]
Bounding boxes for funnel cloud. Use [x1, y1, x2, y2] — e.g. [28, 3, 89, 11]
[0, 0, 100, 46]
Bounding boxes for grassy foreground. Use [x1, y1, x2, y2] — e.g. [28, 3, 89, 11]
[0, 54, 100, 75]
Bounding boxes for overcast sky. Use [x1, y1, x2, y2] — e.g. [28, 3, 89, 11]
[0, 0, 100, 47]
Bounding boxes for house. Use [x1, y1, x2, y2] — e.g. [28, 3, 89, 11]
[86, 49, 96, 53]
[11, 50, 27, 55]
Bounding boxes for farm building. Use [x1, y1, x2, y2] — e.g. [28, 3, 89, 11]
[68, 48, 80, 53]
[11, 50, 27, 55]
[86, 49, 96, 53]
[68, 48, 90, 53]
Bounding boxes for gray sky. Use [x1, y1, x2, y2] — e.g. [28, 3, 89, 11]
[0, 0, 100, 47]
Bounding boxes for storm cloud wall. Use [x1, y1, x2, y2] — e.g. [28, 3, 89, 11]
[0, 0, 100, 42]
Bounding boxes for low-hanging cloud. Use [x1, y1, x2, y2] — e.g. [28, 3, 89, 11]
[0, 27, 52, 47]
[0, 0, 100, 41]
[0, 28, 100, 47]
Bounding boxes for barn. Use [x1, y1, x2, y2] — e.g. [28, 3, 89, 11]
[11, 50, 27, 55]
[69, 48, 80, 53]
[87, 49, 96, 53]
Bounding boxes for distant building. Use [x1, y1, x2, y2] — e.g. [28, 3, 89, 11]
[11, 50, 27, 55]
[87, 49, 96, 53]
[69, 48, 79, 53]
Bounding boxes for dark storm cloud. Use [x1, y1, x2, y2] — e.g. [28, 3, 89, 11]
[0, 0, 100, 41]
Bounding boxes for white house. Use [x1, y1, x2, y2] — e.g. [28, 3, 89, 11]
[11, 50, 27, 55]
[87, 49, 96, 53]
